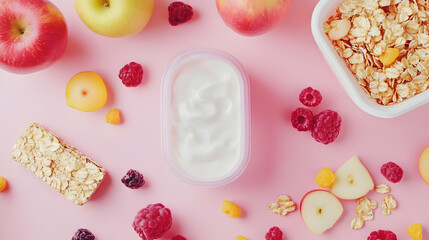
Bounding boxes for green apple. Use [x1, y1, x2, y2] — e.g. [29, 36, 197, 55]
[73, 0, 154, 38]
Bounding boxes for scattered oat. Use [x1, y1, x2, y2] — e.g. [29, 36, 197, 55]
[351, 196, 378, 230]
[351, 216, 364, 230]
[376, 184, 391, 194]
[269, 195, 297, 216]
[382, 194, 397, 216]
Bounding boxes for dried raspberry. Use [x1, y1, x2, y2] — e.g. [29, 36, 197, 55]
[119, 62, 143, 87]
[367, 230, 397, 240]
[122, 169, 145, 189]
[72, 228, 95, 240]
[311, 110, 341, 144]
[133, 203, 172, 240]
[171, 235, 186, 240]
[291, 108, 313, 131]
[381, 162, 403, 183]
[168, 2, 193, 26]
[299, 87, 323, 107]
[265, 226, 283, 240]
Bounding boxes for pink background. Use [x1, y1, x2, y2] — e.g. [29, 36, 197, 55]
[1, 0, 429, 239]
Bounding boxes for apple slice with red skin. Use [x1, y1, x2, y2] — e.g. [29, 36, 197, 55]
[0, 0, 68, 74]
[300, 190, 343, 235]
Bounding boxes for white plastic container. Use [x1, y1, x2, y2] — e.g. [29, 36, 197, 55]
[311, 0, 429, 118]
[161, 49, 251, 187]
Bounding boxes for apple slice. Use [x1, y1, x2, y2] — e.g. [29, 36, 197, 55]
[419, 146, 429, 185]
[300, 190, 343, 235]
[330, 156, 374, 200]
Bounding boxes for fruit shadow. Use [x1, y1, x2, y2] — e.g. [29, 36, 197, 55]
[236, 72, 286, 187]
[90, 171, 112, 201]
[102, 74, 116, 109]
[60, 35, 87, 64]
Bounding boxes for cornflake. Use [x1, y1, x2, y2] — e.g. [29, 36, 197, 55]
[325, 0, 429, 105]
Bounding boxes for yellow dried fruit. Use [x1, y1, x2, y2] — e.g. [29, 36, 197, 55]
[0, 176, 6, 192]
[379, 48, 400, 66]
[234, 236, 248, 240]
[315, 167, 336, 188]
[221, 200, 241, 218]
[408, 223, 423, 240]
[106, 108, 121, 124]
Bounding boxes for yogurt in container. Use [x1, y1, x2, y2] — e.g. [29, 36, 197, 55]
[162, 49, 250, 187]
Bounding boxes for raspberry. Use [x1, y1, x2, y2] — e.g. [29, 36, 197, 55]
[291, 108, 313, 131]
[381, 162, 403, 183]
[72, 228, 95, 240]
[171, 235, 186, 240]
[133, 203, 172, 240]
[122, 170, 145, 189]
[106, 108, 121, 125]
[367, 230, 397, 240]
[315, 167, 336, 188]
[408, 223, 423, 240]
[168, 2, 193, 26]
[299, 87, 323, 107]
[0, 176, 7, 192]
[119, 62, 143, 87]
[221, 200, 241, 218]
[265, 226, 283, 240]
[311, 110, 341, 144]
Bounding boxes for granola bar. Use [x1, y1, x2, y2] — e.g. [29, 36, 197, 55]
[11, 123, 106, 205]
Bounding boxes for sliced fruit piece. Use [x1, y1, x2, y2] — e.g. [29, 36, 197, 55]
[330, 156, 374, 200]
[300, 190, 343, 235]
[66, 71, 107, 112]
[419, 146, 429, 185]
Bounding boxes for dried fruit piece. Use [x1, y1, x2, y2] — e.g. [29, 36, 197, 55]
[72, 228, 95, 240]
[221, 200, 241, 218]
[234, 236, 248, 240]
[375, 184, 391, 194]
[106, 108, 121, 124]
[328, 19, 351, 40]
[265, 226, 283, 240]
[119, 62, 144, 87]
[133, 203, 172, 240]
[299, 87, 323, 107]
[381, 162, 403, 183]
[0, 176, 7, 192]
[315, 167, 336, 188]
[408, 223, 423, 240]
[379, 48, 400, 66]
[311, 110, 341, 144]
[168, 2, 193, 26]
[291, 107, 313, 132]
[367, 230, 397, 240]
[121, 169, 145, 189]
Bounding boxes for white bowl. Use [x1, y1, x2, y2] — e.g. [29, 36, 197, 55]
[161, 49, 251, 187]
[311, 0, 429, 118]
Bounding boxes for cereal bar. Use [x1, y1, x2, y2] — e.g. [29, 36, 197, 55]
[11, 123, 106, 205]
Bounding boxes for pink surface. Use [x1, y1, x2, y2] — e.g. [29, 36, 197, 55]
[0, 0, 428, 239]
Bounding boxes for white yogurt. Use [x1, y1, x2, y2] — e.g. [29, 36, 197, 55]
[171, 58, 242, 180]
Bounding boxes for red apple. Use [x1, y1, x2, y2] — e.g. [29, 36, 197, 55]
[0, 0, 68, 74]
[216, 0, 291, 36]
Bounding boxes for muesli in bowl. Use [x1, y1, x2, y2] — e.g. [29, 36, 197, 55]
[324, 0, 429, 106]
